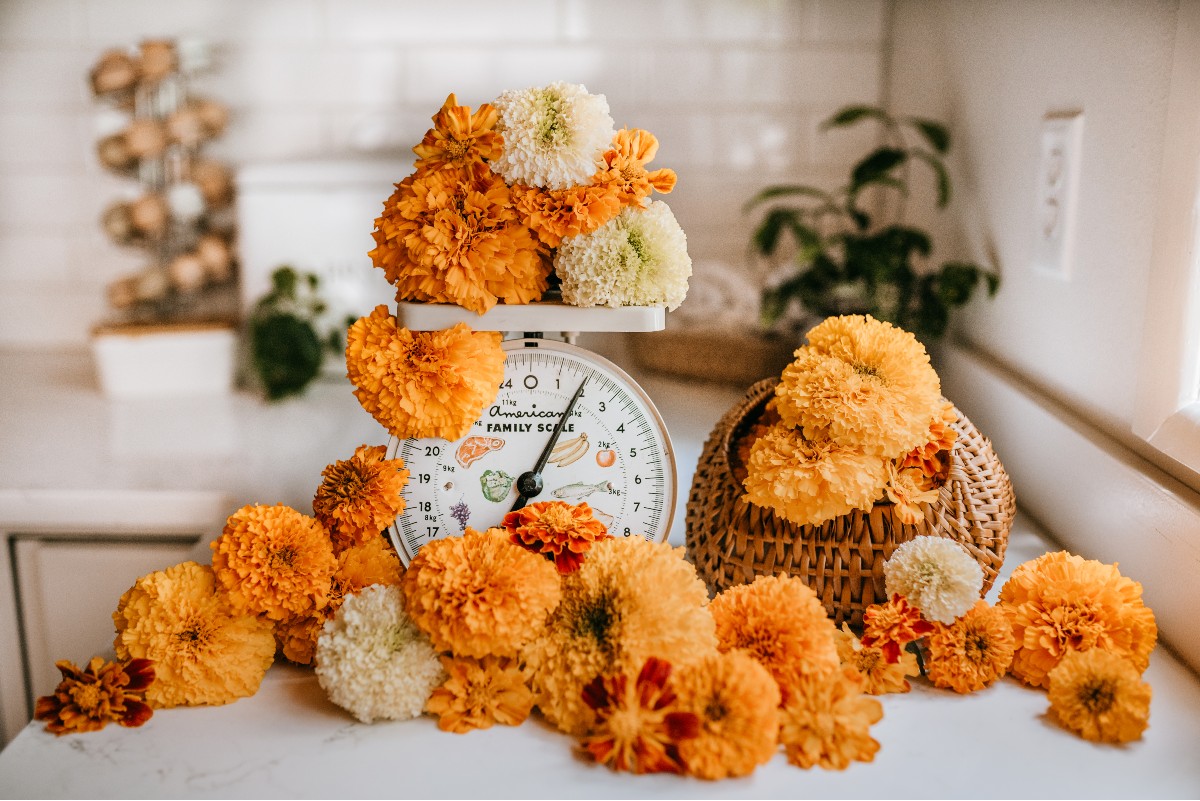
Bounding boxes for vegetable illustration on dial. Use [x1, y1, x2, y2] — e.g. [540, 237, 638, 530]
[386, 338, 677, 565]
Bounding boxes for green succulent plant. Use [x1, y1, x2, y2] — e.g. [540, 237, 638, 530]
[746, 105, 999, 339]
[249, 266, 346, 401]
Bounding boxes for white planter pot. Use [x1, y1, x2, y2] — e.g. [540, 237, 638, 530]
[91, 323, 238, 398]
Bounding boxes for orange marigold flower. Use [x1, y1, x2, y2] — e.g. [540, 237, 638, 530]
[402, 527, 561, 659]
[211, 504, 337, 621]
[778, 665, 883, 770]
[580, 657, 700, 775]
[835, 623, 917, 695]
[998, 551, 1157, 689]
[672, 650, 780, 780]
[593, 128, 677, 208]
[860, 594, 934, 664]
[925, 600, 1015, 693]
[34, 656, 154, 735]
[1047, 649, 1151, 744]
[900, 401, 957, 482]
[346, 310, 506, 441]
[510, 181, 622, 248]
[275, 537, 404, 665]
[369, 168, 549, 314]
[425, 655, 534, 734]
[313, 444, 409, 551]
[412, 93, 502, 175]
[502, 500, 610, 574]
[113, 561, 275, 707]
[522, 537, 716, 736]
[884, 462, 940, 525]
[708, 574, 839, 690]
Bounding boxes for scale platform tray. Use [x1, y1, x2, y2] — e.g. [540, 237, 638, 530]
[396, 301, 666, 333]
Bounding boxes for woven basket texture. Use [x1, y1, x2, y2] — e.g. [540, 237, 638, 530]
[685, 378, 1016, 626]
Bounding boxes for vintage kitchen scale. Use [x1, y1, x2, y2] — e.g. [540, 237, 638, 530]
[386, 301, 677, 565]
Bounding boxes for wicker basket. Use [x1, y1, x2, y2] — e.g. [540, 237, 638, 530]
[686, 378, 1016, 626]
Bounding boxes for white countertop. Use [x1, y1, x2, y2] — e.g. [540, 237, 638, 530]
[0, 518, 1198, 799]
[2, 344, 1199, 798]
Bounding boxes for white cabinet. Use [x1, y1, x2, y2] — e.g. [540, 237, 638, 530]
[0, 490, 229, 746]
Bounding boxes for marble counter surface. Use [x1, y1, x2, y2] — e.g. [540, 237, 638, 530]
[1, 519, 1199, 799]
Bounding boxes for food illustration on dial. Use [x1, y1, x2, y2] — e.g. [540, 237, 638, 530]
[388, 339, 677, 565]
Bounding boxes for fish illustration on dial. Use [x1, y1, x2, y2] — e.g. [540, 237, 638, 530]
[551, 479, 614, 501]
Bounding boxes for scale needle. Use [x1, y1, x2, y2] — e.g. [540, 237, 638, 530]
[511, 377, 588, 512]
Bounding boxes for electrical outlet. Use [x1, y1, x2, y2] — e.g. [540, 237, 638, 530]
[1032, 111, 1084, 279]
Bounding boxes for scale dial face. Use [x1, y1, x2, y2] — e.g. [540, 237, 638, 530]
[387, 338, 676, 565]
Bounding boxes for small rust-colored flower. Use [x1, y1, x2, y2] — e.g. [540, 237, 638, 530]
[511, 182, 622, 248]
[925, 600, 1015, 693]
[860, 594, 934, 664]
[835, 623, 917, 695]
[402, 527, 561, 658]
[425, 655, 534, 734]
[34, 656, 154, 735]
[313, 444, 409, 551]
[580, 657, 700, 775]
[1047, 649, 1151, 744]
[502, 500, 609, 574]
[211, 504, 337, 621]
[778, 665, 884, 771]
[672, 650, 780, 780]
[345, 310, 506, 441]
[708, 574, 839, 688]
[412, 93, 502, 175]
[593, 128, 677, 208]
[900, 401, 957, 482]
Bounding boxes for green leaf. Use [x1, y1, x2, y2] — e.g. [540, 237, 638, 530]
[752, 207, 800, 256]
[851, 148, 907, 192]
[743, 184, 833, 213]
[822, 105, 890, 129]
[985, 272, 1001, 295]
[912, 151, 951, 207]
[250, 312, 324, 401]
[937, 262, 980, 305]
[270, 266, 298, 297]
[908, 118, 950, 154]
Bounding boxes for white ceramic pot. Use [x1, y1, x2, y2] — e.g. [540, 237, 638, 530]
[91, 323, 237, 398]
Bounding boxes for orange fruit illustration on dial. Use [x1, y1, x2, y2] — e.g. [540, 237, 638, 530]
[595, 449, 616, 468]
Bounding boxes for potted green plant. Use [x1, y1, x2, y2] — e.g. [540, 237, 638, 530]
[746, 105, 999, 339]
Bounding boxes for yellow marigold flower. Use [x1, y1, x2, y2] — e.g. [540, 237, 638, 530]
[426, 655, 534, 734]
[593, 128, 677, 208]
[275, 537, 404, 666]
[998, 551, 1157, 689]
[580, 657, 699, 775]
[742, 423, 890, 527]
[884, 462, 940, 525]
[778, 665, 884, 771]
[860, 594, 934, 665]
[510, 181, 622, 248]
[313, 444, 409, 551]
[708, 574, 839, 690]
[113, 561, 275, 708]
[925, 600, 1015, 693]
[502, 500, 609, 574]
[412, 93, 502, 175]
[1047, 649, 1151, 744]
[402, 527, 561, 659]
[346, 310, 506, 441]
[672, 651, 780, 780]
[211, 504, 337, 622]
[523, 537, 716, 736]
[835, 623, 917, 695]
[776, 315, 942, 457]
[369, 168, 549, 314]
[731, 406, 780, 485]
[34, 656, 154, 735]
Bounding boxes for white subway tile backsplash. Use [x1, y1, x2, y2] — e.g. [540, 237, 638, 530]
[327, 0, 558, 44]
[83, 0, 324, 44]
[0, 0, 888, 345]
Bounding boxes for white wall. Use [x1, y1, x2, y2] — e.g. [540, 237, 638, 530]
[888, 0, 1184, 471]
[0, 0, 887, 346]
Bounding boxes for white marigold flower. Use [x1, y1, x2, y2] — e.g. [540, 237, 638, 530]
[883, 536, 983, 624]
[315, 584, 445, 723]
[491, 82, 614, 190]
[556, 201, 692, 310]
